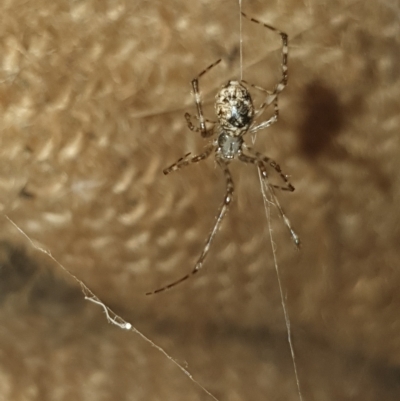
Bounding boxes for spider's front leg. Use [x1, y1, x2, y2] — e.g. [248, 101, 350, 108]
[238, 152, 299, 248]
[240, 149, 294, 192]
[147, 158, 234, 295]
[163, 143, 214, 175]
[257, 160, 300, 248]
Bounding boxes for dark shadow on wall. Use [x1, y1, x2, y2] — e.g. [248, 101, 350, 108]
[0, 241, 84, 316]
[297, 81, 346, 160]
[297, 80, 390, 192]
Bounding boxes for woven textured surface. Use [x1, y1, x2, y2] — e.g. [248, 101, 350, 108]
[0, 0, 400, 400]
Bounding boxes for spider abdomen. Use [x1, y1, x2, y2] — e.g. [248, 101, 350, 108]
[215, 81, 254, 136]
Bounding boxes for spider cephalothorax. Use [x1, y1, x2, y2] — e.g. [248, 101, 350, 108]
[215, 81, 255, 136]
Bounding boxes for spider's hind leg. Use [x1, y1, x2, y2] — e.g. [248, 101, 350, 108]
[184, 112, 216, 137]
[248, 95, 280, 135]
[241, 12, 288, 96]
[240, 12, 288, 135]
[191, 58, 222, 138]
[241, 80, 278, 122]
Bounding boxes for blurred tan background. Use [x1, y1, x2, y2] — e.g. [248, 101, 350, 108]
[0, 0, 399, 400]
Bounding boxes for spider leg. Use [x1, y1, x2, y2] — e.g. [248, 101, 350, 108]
[241, 12, 288, 96]
[240, 148, 294, 192]
[249, 95, 279, 134]
[238, 153, 300, 248]
[191, 58, 222, 138]
[241, 80, 278, 118]
[240, 13, 288, 133]
[241, 81, 279, 132]
[258, 161, 300, 248]
[184, 112, 217, 135]
[163, 143, 214, 175]
[147, 158, 234, 295]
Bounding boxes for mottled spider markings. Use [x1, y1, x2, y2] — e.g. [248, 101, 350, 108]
[146, 12, 299, 295]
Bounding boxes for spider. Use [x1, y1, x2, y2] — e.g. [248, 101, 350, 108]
[146, 12, 299, 295]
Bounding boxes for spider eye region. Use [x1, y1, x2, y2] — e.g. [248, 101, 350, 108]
[215, 82, 254, 133]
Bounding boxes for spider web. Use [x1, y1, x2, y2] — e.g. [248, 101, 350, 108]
[256, 173, 303, 401]
[4, 214, 220, 401]
[238, 2, 303, 399]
